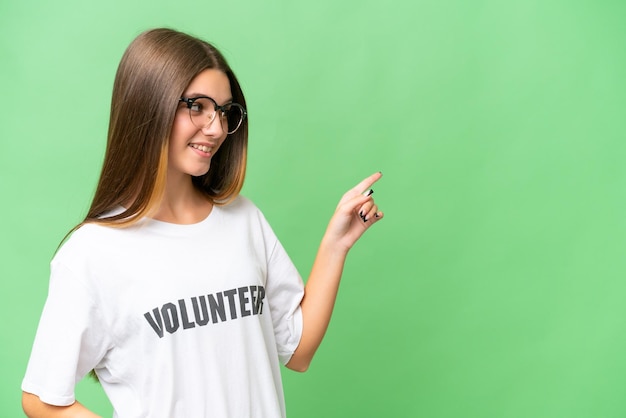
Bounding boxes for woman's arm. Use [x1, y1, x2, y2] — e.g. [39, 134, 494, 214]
[286, 172, 383, 372]
[22, 392, 101, 418]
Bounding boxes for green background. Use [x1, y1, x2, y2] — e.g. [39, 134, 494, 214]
[2, 0, 625, 417]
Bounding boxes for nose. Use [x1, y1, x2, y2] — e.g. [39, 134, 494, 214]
[200, 114, 225, 137]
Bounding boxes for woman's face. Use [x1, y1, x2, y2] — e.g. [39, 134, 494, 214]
[168, 68, 232, 180]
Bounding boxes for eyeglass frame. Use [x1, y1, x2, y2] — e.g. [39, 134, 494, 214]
[179, 96, 247, 134]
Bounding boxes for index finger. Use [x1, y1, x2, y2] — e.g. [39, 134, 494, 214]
[351, 171, 383, 195]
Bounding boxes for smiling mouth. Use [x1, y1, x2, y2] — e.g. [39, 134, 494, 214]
[189, 144, 212, 153]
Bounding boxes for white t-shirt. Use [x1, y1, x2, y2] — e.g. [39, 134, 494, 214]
[22, 196, 304, 418]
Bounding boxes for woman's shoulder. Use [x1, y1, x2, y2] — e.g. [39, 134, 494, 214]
[54, 218, 133, 264]
[220, 195, 275, 230]
[221, 194, 262, 215]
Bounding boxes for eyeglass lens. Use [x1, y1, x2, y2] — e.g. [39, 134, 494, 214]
[188, 97, 244, 134]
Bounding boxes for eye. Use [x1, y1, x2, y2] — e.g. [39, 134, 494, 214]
[219, 104, 230, 119]
[189, 101, 203, 113]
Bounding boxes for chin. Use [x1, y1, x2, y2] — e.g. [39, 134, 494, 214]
[189, 167, 211, 177]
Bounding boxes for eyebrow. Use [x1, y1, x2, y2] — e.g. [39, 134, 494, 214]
[184, 93, 234, 105]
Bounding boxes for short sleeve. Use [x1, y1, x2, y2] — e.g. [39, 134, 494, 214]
[22, 259, 112, 406]
[264, 235, 305, 365]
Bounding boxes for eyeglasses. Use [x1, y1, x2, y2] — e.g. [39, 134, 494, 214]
[179, 96, 247, 134]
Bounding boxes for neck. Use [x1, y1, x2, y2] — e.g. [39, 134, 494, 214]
[152, 172, 213, 224]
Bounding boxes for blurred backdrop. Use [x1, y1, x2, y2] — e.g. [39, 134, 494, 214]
[1, 0, 625, 417]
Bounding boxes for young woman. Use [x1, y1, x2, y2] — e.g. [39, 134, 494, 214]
[22, 28, 383, 418]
